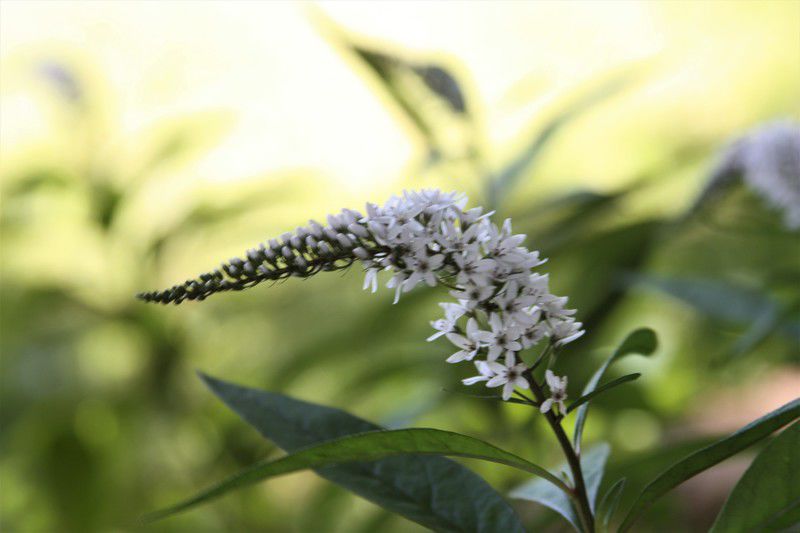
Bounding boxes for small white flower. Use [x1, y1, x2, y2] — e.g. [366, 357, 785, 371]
[550, 318, 585, 347]
[445, 318, 492, 363]
[404, 250, 445, 291]
[453, 252, 496, 286]
[485, 359, 530, 401]
[485, 313, 522, 363]
[462, 360, 500, 385]
[386, 272, 407, 304]
[427, 302, 467, 341]
[363, 268, 379, 293]
[450, 283, 495, 309]
[493, 281, 538, 327]
[540, 369, 568, 414]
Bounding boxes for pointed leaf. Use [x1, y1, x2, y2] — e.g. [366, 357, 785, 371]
[573, 329, 657, 451]
[710, 421, 800, 532]
[597, 478, 626, 532]
[509, 443, 610, 531]
[144, 426, 568, 525]
[169, 374, 534, 532]
[412, 64, 467, 114]
[619, 398, 800, 532]
[566, 373, 641, 414]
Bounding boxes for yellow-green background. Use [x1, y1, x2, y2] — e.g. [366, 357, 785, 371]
[1, 1, 798, 531]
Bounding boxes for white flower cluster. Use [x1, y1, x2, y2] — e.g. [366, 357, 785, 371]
[356, 190, 584, 401]
[139, 188, 581, 404]
[707, 119, 800, 229]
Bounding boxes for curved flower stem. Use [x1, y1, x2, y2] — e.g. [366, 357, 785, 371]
[526, 370, 595, 533]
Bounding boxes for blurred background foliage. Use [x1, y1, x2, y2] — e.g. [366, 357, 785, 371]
[1, 1, 798, 532]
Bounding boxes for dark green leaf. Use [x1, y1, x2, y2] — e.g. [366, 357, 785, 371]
[175, 374, 535, 532]
[710, 421, 800, 532]
[566, 373, 641, 414]
[573, 329, 657, 452]
[413, 64, 467, 114]
[618, 398, 800, 532]
[597, 478, 625, 532]
[143, 425, 567, 525]
[509, 443, 610, 531]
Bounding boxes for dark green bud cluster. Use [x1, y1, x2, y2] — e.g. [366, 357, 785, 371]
[137, 209, 382, 305]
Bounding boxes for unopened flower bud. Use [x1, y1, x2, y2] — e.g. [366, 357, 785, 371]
[348, 223, 369, 238]
[327, 214, 344, 230]
[308, 220, 324, 238]
[335, 233, 353, 248]
[323, 227, 338, 241]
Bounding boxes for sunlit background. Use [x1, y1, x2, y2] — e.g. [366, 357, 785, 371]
[1, 1, 798, 531]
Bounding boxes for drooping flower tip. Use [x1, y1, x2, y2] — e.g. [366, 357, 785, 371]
[136, 188, 584, 405]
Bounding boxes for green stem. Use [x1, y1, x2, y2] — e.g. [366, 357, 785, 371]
[526, 371, 595, 533]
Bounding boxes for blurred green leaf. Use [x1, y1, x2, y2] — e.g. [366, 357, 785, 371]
[631, 275, 800, 336]
[144, 423, 565, 527]
[710, 422, 800, 532]
[565, 373, 641, 414]
[618, 398, 800, 532]
[488, 74, 634, 209]
[632, 276, 774, 324]
[187, 373, 533, 532]
[509, 443, 610, 531]
[412, 64, 467, 114]
[596, 478, 625, 532]
[573, 329, 657, 452]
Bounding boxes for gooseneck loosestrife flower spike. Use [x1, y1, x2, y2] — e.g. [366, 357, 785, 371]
[138, 190, 584, 402]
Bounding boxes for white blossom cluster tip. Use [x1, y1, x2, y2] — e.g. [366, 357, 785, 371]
[138, 188, 583, 403]
[356, 190, 584, 401]
[704, 119, 800, 230]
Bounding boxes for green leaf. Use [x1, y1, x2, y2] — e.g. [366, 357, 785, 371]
[566, 373, 641, 414]
[710, 421, 800, 532]
[488, 73, 633, 208]
[597, 478, 625, 532]
[631, 275, 800, 343]
[573, 329, 657, 452]
[412, 64, 467, 114]
[509, 443, 610, 531]
[618, 398, 800, 532]
[155, 374, 535, 532]
[144, 425, 567, 525]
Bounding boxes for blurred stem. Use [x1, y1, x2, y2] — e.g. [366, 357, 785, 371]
[525, 369, 595, 533]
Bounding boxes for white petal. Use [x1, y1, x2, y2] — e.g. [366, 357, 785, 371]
[486, 361, 506, 374]
[445, 333, 470, 350]
[502, 382, 515, 401]
[446, 350, 469, 363]
[540, 399, 553, 414]
[486, 376, 506, 388]
[426, 330, 446, 342]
